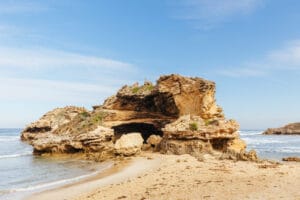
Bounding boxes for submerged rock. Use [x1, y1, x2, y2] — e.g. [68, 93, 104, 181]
[263, 123, 300, 135]
[21, 74, 255, 161]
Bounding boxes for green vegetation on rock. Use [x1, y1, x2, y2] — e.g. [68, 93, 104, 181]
[204, 119, 213, 126]
[189, 122, 198, 131]
[132, 87, 140, 94]
[131, 82, 155, 94]
[80, 111, 90, 119]
[54, 110, 108, 135]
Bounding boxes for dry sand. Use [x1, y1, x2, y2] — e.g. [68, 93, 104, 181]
[29, 153, 300, 200]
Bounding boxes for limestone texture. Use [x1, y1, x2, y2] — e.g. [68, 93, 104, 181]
[21, 74, 256, 161]
[114, 133, 144, 156]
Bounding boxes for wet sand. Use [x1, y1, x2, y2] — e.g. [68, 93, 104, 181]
[29, 153, 300, 200]
[27, 156, 162, 200]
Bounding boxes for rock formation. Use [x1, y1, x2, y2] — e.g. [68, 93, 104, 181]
[263, 123, 300, 135]
[21, 106, 87, 141]
[21, 74, 254, 161]
[114, 133, 144, 156]
[160, 115, 240, 155]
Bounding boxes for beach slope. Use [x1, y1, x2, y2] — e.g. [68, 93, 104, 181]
[29, 153, 300, 200]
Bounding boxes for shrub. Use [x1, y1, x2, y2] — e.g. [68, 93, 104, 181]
[204, 119, 212, 126]
[189, 122, 198, 131]
[132, 87, 140, 94]
[145, 84, 154, 91]
[80, 111, 90, 118]
[91, 112, 107, 125]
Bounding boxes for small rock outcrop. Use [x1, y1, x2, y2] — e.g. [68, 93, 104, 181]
[114, 133, 144, 156]
[282, 157, 300, 162]
[22, 107, 115, 154]
[21, 74, 255, 161]
[263, 123, 300, 135]
[147, 135, 162, 148]
[160, 115, 247, 158]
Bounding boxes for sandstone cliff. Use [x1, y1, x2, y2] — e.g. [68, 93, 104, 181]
[21, 74, 253, 161]
[263, 123, 300, 135]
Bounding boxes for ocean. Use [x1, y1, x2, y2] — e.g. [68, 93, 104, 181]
[0, 129, 299, 200]
[239, 130, 300, 160]
[0, 129, 113, 200]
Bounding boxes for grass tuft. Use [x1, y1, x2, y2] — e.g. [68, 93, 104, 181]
[189, 122, 198, 131]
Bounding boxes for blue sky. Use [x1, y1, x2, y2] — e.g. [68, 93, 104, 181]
[0, 0, 299, 129]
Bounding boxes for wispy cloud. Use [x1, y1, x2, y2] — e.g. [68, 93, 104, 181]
[0, 46, 138, 106]
[0, 47, 134, 71]
[218, 40, 300, 77]
[0, 0, 137, 106]
[0, 77, 118, 104]
[0, 1, 48, 14]
[170, 0, 264, 29]
[267, 40, 300, 69]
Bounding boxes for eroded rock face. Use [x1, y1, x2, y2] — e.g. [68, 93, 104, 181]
[162, 115, 239, 140]
[114, 133, 144, 156]
[21, 74, 253, 161]
[102, 74, 223, 119]
[21, 106, 87, 141]
[263, 123, 300, 135]
[157, 75, 224, 119]
[160, 115, 243, 157]
[32, 125, 114, 154]
[160, 139, 213, 156]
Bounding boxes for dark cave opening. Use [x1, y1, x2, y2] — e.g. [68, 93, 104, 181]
[112, 123, 163, 142]
[210, 138, 230, 151]
[25, 126, 52, 133]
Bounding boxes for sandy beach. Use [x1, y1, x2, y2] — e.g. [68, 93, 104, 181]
[28, 153, 300, 200]
[27, 156, 161, 200]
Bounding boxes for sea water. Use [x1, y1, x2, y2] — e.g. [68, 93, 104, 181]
[240, 130, 300, 160]
[0, 129, 113, 200]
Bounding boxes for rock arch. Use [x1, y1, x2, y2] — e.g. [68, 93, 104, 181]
[112, 123, 163, 142]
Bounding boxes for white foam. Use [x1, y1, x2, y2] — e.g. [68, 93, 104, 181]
[9, 162, 114, 193]
[263, 149, 300, 153]
[242, 137, 285, 144]
[0, 136, 20, 142]
[239, 130, 263, 136]
[0, 152, 32, 159]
